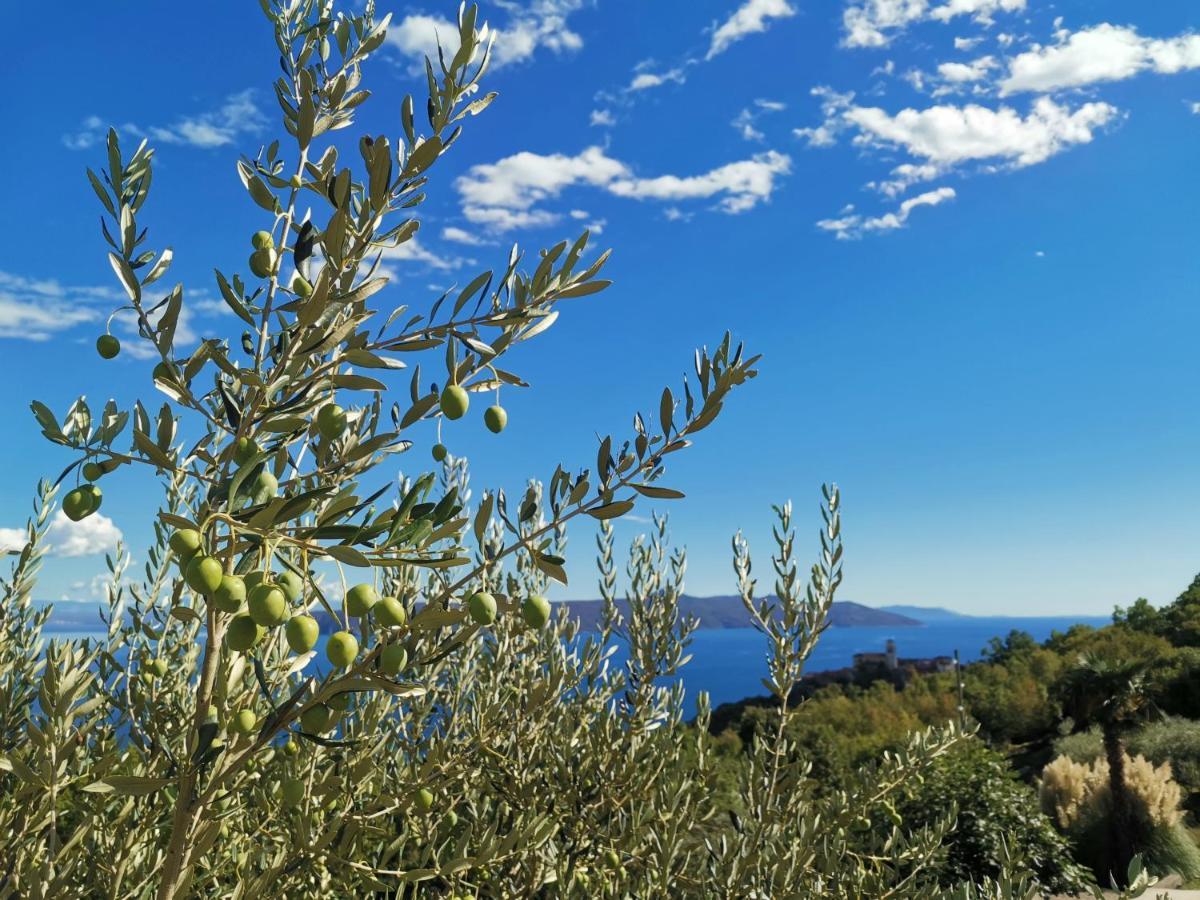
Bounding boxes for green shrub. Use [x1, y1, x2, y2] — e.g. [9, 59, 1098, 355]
[894, 739, 1091, 894]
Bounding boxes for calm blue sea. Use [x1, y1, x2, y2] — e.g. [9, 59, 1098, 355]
[43, 613, 1111, 712]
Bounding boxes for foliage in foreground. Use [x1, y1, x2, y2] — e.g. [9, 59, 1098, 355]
[0, 1, 1113, 897]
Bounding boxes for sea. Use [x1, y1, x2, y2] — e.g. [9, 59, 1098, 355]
[41, 613, 1112, 712]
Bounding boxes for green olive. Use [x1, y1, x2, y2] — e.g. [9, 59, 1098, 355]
[96, 334, 121, 359]
[248, 584, 287, 627]
[439, 385, 469, 420]
[251, 230, 274, 250]
[522, 595, 552, 629]
[185, 555, 223, 595]
[431, 442, 448, 462]
[326, 631, 359, 668]
[212, 574, 247, 613]
[316, 403, 347, 440]
[285, 614, 319, 654]
[226, 614, 264, 652]
[483, 405, 508, 434]
[468, 591, 497, 626]
[345, 583, 378, 617]
[380, 643, 408, 675]
[374, 595, 407, 628]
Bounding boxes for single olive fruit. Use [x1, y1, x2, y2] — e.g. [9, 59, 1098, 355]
[522, 595, 552, 629]
[62, 487, 95, 522]
[289, 174, 303, 189]
[96, 334, 121, 359]
[234, 709, 258, 735]
[280, 777, 305, 807]
[185, 555, 224, 595]
[431, 442, 448, 462]
[374, 595, 407, 628]
[316, 403, 347, 440]
[380, 643, 408, 675]
[251, 230, 274, 250]
[253, 470, 278, 501]
[605, 849, 621, 869]
[169, 528, 203, 560]
[300, 704, 332, 734]
[468, 591, 497, 626]
[212, 574, 247, 613]
[232, 436, 259, 465]
[248, 584, 288, 627]
[439, 384, 469, 420]
[139, 671, 155, 686]
[291, 274, 313, 298]
[345, 583, 378, 617]
[445, 810, 459, 828]
[226, 614, 264, 652]
[328, 692, 352, 712]
[483, 405, 508, 434]
[82, 462, 104, 482]
[152, 361, 178, 384]
[285, 614, 319, 654]
[248, 247, 277, 278]
[277, 570, 304, 603]
[326, 630, 359, 668]
[281, 738, 299, 757]
[415, 788, 434, 813]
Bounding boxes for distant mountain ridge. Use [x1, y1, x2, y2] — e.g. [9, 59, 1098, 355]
[878, 605, 968, 622]
[557, 596, 922, 631]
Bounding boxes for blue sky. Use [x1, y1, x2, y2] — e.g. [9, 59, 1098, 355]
[1, 0, 1197, 615]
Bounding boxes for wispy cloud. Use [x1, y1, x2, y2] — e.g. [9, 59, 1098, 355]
[817, 187, 957, 239]
[707, 0, 796, 60]
[0, 270, 115, 340]
[385, 1, 585, 72]
[63, 90, 266, 151]
[455, 145, 791, 231]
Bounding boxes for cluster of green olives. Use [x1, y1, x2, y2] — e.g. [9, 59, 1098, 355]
[466, 591, 552, 630]
[248, 230, 278, 279]
[437, 384, 508, 435]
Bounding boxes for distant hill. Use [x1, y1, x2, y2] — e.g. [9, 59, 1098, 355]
[879, 605, 967, 622]
[558, 596, 921, 631]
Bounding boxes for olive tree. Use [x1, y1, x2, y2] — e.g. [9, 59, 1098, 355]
[4, 2, 755, 896]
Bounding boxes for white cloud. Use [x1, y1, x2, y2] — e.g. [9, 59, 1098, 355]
[441, 226, 491, 246]
[0, 270, 113, 340]
[628, 67, 688, 92]
[463, 206, 562, 231]
[1034, 250, 1046, 257]
[867, 162, 943, 196]
[457, 146, 628, 211]
[938, 55, 997, 83]
[456, 145, 791, 230]
[843, 0, 1026, 48]
[846, 97, 1118, 167]
[817, 186, 957, 238]
[708, 0, 796, 59]
[386, 2, 584, 72]
[954, 36, 983, 51]
[1000, 24, 1200, 95]
[0, 527, 27, 553]
[608, 151, 791, 213]
[732, 99, 787, 141]
[64, 91, 265, 151]
[46, 510, 123, 558]
[794, 86, 856, 147]
[590, 108, 616, 127]
[379, 237, 469, 271]
[1191, 101, 1200, 115]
